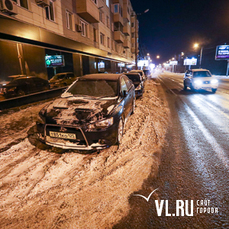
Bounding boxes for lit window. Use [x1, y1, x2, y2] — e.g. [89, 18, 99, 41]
[12, 0, 28, 9]
[66, 11, 73, 30]
[81, 20, 88, 37]
[45, 1, 54, 21]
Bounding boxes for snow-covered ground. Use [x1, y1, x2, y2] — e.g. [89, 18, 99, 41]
[0, 79, 170, 229]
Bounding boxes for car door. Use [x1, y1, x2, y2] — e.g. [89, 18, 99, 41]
[120, 77, 130, 118]
[123, 75, 134, 116]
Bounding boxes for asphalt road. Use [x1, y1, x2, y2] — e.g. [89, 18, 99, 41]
[114, 73, 229, 229]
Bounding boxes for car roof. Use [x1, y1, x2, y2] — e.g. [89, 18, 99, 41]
[55, 72, 73, 75]
[130, 70, 143, 72]
[13, 76, 44, 80]
[125, 73, 141, 76]
[8, 75, 26, 78]
[80, 73, 123, 80]
[189, 69, 210, 72]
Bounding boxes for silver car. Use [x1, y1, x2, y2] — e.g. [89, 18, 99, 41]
[183, 69, 218, 93]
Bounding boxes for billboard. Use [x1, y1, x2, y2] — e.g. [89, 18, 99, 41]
[45, 55, 65, 67]
[184, 58, 197, 66]
[215, 45, 229, 60]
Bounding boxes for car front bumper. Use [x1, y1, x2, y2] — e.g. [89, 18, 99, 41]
[36, 121, 118, 150]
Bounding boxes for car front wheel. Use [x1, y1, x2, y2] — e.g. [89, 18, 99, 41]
[17, 89, 25, 96]
[131, 97, 136, 114]
[117, 118, 124, 144]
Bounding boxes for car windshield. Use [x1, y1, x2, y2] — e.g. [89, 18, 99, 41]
[132, 71, 143, 76]
[125, 74, 140, 82]
[52, 74, 65, 80]
[67, 79, 118, 98]
[193, 71, 211, 77]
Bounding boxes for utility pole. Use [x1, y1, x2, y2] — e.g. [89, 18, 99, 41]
[199, 47, 203, 68]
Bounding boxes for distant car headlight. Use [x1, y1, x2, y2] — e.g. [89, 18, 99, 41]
[193, 80, 202, 86]
[88, 117, 114, 130]
[211, 79, 218, 84]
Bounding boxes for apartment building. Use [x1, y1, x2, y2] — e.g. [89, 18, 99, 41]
[0, 0, 139, 80]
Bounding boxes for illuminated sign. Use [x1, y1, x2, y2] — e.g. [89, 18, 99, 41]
[98, 61, 105, 69]
[169, 61, 178, 65]
[118, 62, 125, 67]
[138, 60, 149, 67]
[184, 58, 197, 66]
[215, 45, 229, 60]
[45, 55, 65, 67]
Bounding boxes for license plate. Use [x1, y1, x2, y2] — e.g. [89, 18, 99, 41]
[49, 131, 76, 140]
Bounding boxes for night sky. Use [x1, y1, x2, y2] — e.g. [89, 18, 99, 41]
[131, 0, 229, 74]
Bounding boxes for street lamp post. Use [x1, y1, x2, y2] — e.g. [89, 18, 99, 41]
[193, 43, 203, 68]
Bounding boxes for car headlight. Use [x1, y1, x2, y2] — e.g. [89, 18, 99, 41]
[211, 79, 218, 84]
[7, 87, 17, 92]
[135, 84, 141, 90]
[38, 104, 49, 122]
[88, 117, 114, 130]
[193, 80, 202, 85]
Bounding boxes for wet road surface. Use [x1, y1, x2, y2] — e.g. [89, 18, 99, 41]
[114, 73, 229, 229]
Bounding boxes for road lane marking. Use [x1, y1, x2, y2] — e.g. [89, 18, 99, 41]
[184, 103, 229, 169]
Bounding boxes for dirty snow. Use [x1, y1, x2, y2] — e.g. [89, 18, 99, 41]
[0, 79, 170, 229]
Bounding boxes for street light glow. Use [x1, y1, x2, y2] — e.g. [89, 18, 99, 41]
[194, 43, 199, 49]
[156, 55, 160, 59]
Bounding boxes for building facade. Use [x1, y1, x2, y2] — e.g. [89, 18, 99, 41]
[0, 0, 139, 80]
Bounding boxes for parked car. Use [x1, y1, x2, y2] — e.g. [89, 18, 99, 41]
[125, 72, 144, 97]
[183, 69, 218, 93]
[36, 73, 135, 150]
[49, 72, 76, 88]
[143, 69, 151, 78]
[130, 70, 146, 81]
[1, 76, 50, 98]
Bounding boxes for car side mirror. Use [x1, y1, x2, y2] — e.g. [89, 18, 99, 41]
[123, 90, 128, 97]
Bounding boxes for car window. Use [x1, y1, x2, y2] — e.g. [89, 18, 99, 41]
[67, 73, 74, 78]
[67, 79, 118, 98]
[193, 71, 211, 77]
[120, 78, 128, 93]
[125, 74, 140, 82]
[123, 75, 133, 90]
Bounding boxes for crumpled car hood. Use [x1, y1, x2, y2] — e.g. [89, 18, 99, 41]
[45, 97, 118, 126]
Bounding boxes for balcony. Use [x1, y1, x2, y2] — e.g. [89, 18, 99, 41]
[123, 39, 131, 48]
[123, 0, 130, 21]
[123, 23, 130, 36]
[76, 0, 99, 23]
[114, 13, 123, 25]
[114, 31, 125, 43]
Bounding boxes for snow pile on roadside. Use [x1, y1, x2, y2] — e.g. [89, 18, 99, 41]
[0, 80, 170, 229]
